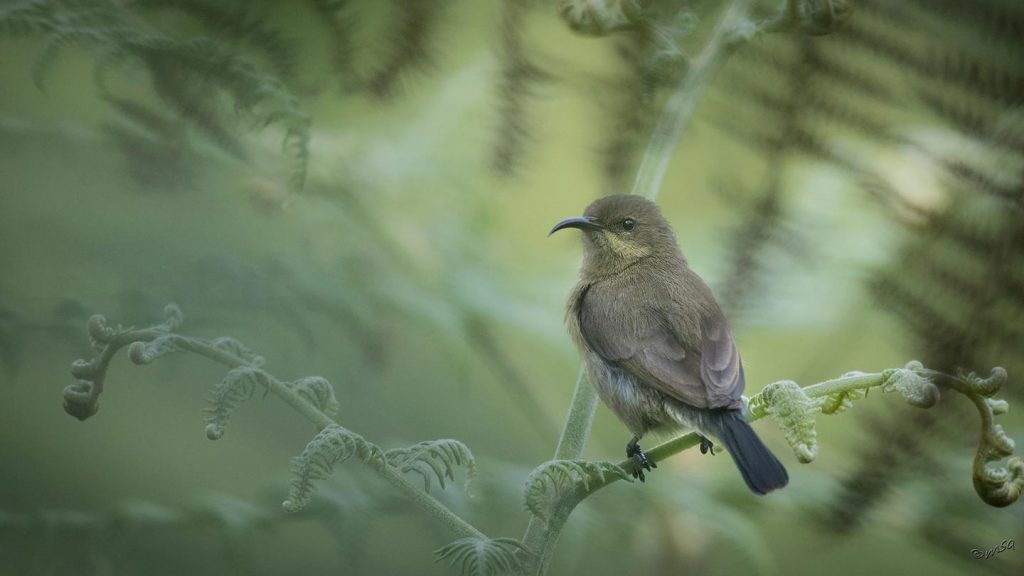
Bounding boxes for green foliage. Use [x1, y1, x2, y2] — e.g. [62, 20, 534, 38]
[435, 536, 528, 576]
[288, 376, 340, 418]
[366, 0, 446, 98]
[306, 0, 360, 92]
[283, 425, 385, 513]
[11, 0, 1021, 573]
[136, 0, 299, 81]
[385, 439, 477, 494]
[819, 386, 866, 415]
[491, 0, 550, 177]
[880, 362, 940, 409]
[62, 303, 183, 421]
[753, 380, 818, 463]
[204, 367, 272, 441]
[523, 460, 632, 521]
[0, 0, 310, 192]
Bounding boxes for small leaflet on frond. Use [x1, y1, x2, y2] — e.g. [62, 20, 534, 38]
[881, 361, 939, 408]
[210, 337, 265, 366]
[283, 425, 383, 513]
[523, 460, 632, 522]
[204, 366, 271, 440]
[435, 537, 528, 576]
[820, 387, 866, 415]
[759, 380, 817, 463]
[128, 334, 183, 365]
[162, 303, 183, 329]
[385, 440, 477, 495]
[289, 376, 339, 417]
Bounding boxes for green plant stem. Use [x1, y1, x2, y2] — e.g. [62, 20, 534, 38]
[520, 2, 756, 573]
[628, 0, 754, 200]
[552, 368, 599, 460]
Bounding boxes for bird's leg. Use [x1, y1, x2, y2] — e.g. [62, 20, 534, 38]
[626, 435, 657, 482]
[699, 435, 716, 456]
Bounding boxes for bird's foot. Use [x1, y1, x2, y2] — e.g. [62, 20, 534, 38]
[699, 435, 716, 456]
[626, 440, 657, 482]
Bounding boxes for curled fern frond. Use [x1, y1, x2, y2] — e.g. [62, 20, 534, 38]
[881, 361, 940, 408]
[435, 536, 528, 576]
[283, 425, 384, 513]
[947, 367, 1024, 507]
[752, 380, 818, 463]
[86, 313, 118, 347]
[385, 439, 477, 494]
[204, 366, 272, 440]
[523, 460, 632, 521]
[288, 376, 339, 417]
[65, 304, 185, 421]
[128, 334, 183, 365]
[62, 379, 99, 421]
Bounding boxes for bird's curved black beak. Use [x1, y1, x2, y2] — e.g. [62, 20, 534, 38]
[548, 216, 603, 237]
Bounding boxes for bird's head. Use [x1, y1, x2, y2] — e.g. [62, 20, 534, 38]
[549, 194, 682, 276]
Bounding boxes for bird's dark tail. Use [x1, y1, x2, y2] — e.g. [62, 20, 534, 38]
[709, 409, 788, 495]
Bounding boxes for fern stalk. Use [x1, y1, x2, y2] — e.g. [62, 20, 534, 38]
[66, 308, 486, 541]
[628, 0, 754, 199]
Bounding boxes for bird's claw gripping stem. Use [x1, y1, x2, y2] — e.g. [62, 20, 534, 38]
[626, 437, 657, 482]
[700, 435, 716, 456]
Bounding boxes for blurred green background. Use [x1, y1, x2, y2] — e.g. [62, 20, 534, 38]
[0, 0, 1021, 575]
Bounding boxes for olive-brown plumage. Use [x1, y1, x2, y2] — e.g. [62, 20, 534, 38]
[551, 195, 788, 494]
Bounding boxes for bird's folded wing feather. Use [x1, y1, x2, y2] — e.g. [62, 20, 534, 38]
[579, 296, 744, 409]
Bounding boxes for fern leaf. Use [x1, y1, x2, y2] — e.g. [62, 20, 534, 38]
[523, 460, 632, 521]
[127, 334, 183, 365]
[366, 0, 444, 98]
[210, 336, 265, 366]
[435, 536, 527, 576]
[385, 439, 476, 494]
[204, 366, 272, 440]
[283, 425, 384, 513]
[881, 361, 941, 408]
[756, 380, 819, 463]
[135, 0, 298, 81]
[288, 376, 339, 417]
[0, 1, 312, 193]
[307, 0, 360, 92]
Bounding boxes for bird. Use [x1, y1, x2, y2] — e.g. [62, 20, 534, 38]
[549, 194, 788, 494]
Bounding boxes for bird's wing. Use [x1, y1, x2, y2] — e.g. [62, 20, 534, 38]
[579, 292, 744, 409]
[693, 310, 745, 408]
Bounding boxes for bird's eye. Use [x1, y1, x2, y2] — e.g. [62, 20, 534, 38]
[622, 218, 636, 231]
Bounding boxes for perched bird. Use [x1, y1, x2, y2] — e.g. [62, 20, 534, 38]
[550, 194, 788, 494]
